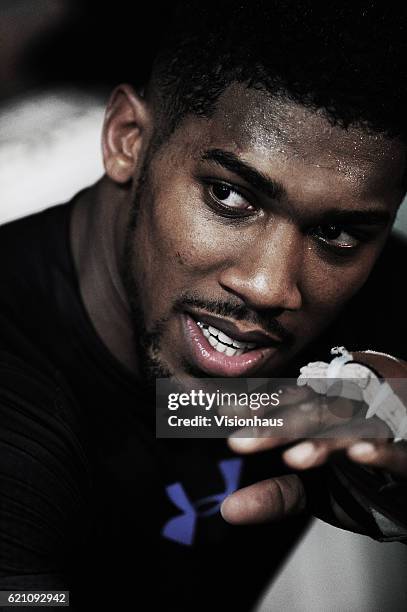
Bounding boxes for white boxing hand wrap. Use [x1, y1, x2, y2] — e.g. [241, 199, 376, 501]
[297, 346, 407, 442]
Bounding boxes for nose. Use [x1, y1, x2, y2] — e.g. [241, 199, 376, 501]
[219, 222, 303, 312]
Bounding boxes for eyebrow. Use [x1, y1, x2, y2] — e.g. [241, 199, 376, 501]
[201, 148, 285, 200]
[201, 148, 392, 227]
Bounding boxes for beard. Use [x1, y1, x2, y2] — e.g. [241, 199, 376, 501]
[121, 266, 175, 387]
[120, 153, 175, 387]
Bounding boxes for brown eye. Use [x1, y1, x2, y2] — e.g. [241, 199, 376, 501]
[321, 224, 342, 240]
[212, 184, 232, 200]
[315, 224, 359, 249]
[210, 183, 254, 211]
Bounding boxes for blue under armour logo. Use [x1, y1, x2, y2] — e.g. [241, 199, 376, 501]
[162, 458, 243, 546]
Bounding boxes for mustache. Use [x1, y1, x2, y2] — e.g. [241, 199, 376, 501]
[174, 294, 295, 347]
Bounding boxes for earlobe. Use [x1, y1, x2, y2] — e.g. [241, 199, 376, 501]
[102, 84, 151, 184]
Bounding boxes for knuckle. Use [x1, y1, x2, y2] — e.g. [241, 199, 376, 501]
[271, 475, 306, 516]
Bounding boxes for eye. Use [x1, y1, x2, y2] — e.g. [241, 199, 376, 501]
[208, 182, 256, 215]
[313, 224, 360, 249]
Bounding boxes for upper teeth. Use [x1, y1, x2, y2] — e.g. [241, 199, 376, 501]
[196, 321, 256, 356]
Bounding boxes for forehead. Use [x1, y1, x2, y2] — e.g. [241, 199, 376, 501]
[213, 84, 402, 167]
[168, 83, 405, 202]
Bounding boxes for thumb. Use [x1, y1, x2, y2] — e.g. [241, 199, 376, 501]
[220, 474, 306, 524]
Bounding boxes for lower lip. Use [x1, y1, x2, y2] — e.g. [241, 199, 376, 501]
[182, 314, 277, 377]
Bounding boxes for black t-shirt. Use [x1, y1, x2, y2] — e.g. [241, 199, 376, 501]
[0, 199, 311, 611]
[0, 197, 406, 611]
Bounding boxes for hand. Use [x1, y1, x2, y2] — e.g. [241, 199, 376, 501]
[220, 351, 407, 526]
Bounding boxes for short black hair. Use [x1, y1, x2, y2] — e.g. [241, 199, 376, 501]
[148, 0, 407, 142]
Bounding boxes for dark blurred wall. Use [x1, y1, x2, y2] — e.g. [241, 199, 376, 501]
[1, 0, 171, 99]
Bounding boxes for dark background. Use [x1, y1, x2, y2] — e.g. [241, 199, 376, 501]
[0, 0, 173, 100]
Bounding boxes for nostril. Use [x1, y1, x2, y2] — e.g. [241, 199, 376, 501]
[219, 275, 302, 313]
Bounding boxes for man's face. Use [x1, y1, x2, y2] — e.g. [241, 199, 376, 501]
[121, 84, 405, 383]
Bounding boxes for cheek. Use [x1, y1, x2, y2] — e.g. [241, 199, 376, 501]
[142, 183, 237, 277]
[301, 249, 380, 319]
[131, 181, 238, 322]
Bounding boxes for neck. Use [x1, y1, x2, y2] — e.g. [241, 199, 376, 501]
[70, 177, 139, 374]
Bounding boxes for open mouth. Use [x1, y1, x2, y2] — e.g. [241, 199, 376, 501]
[181, 312, 280, 377]
[196, 321, 256, 356]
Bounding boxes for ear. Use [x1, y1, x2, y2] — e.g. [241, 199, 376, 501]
[102, 84, 152, 184]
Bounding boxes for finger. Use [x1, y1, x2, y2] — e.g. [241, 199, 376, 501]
[220, 474, 306, 524]
[348, 440, 407, 477]
[271, 384, 316, 407]
[282, 416, 390, 469]
[228, 433, 293, 454]
[228, 394, 362, 454]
